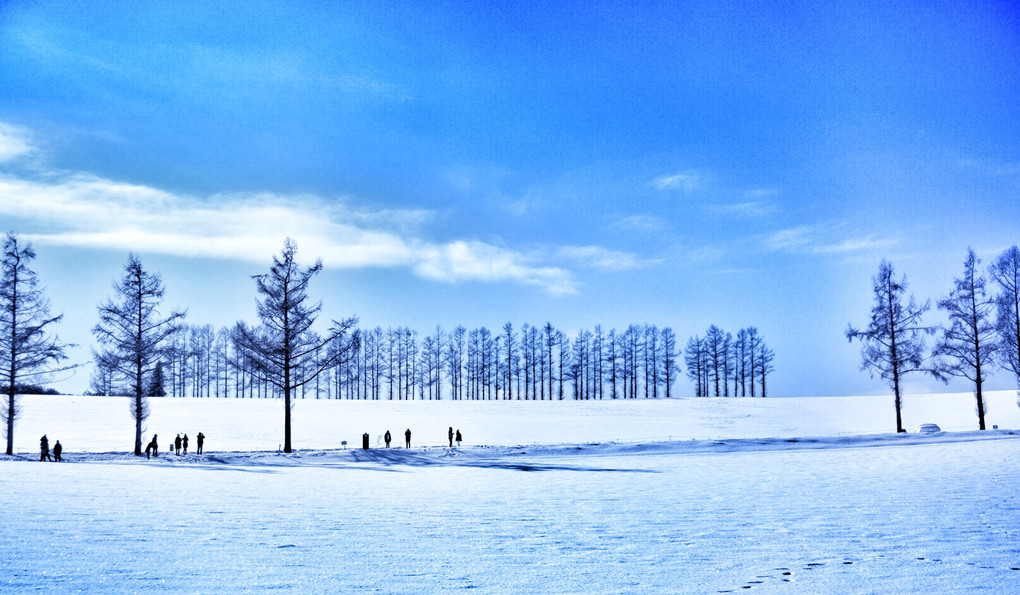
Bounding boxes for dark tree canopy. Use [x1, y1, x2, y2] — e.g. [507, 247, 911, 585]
[989, 246, 1020, 390]
[233, 238, 359, 453]
[1, 233, 73, 455]
[846, 260, 935, 433]
[932, 249, 998, 429]
[93, 254, 186, 455]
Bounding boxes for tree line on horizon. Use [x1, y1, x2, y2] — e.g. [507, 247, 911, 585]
[1, 234, 773, 455]
[95, 320, 772, 405]
[847, 247, 1020, 433]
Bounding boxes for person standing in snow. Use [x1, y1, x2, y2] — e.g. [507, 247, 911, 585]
[196, 432, 204, 454]
[174, 434, 182, 455]
[384, 430, 391, 448]
[448, 426, 454, 447]
[40, 435, 52, 461]
[53, 440, 62, 462]
[404, 428, 411, 448]
[151, 434, 158, 457]
[455, 429, 462, 447]
[183, 434, 189, 454]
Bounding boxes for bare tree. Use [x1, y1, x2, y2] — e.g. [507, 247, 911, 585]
[684, 335, 706, 397]
[746, 327, 760, 397]
[232, 239, 359, 452]
[846, 260, 935, 433]
[755, 339, 775, 398]
[989, 246, 1020, 392]
[94, 254, 186, 455]
[1, 234, 74, 455]
[932, 249, 999, 429]
[705, 325, 726, 396]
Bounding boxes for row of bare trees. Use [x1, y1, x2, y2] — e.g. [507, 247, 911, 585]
[684, 326, 774, 398]
[109, 320, 698, 403]
[847, 246, 1020, 432]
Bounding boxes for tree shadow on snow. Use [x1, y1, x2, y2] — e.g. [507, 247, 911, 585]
[348, 449, 659, 473]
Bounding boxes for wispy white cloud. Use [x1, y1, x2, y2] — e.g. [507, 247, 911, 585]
[764, 225, 897, 255]
[711, 201, 779, 218]
[743, 188, 779, 199]
[652, 169, 702, 193]
[556, 246, 647, 271]
[0, 123, 34, 162]
[613, 214, 667, 234]
[0, 170, 579, 295]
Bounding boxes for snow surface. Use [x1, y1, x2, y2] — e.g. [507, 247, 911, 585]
[2, 391, 1019, 593]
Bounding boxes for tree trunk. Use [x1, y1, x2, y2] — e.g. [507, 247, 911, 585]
[5, 392, 14, 455]
[134, 395, 143, 455]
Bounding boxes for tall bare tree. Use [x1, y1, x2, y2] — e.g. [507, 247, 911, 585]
[684, 335, 706, 397]
[846, 260, 935, 432]
[94, 254, 186, 455]
[660, 327, 678, 398]
[232, 239, 359, 452]
[932, 249, 999, 429]
[1, 234, 74, 455]
[989, 246, 1020, 391]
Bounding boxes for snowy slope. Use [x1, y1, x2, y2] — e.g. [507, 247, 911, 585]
[2, 392, 1019, 593]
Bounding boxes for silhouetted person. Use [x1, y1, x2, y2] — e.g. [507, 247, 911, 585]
[175, 434, 182, 455]
[448, 426, 454, 447]
[53, 440, 62, 462]
[384, 430, 391, 448]
[145, 440, 154, 459]
[455, 429, 462, 447]
[182, 434, 189, 454]
[196, 432, 204, 454]
[40, 435, 52, 462]
[150, 434, 159, 457]
[404, 428, 411, 448]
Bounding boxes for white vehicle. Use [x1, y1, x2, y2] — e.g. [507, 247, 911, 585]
[913, 423, 942, 434]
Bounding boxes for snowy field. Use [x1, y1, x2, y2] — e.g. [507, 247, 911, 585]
[2, 392, 1020, 593]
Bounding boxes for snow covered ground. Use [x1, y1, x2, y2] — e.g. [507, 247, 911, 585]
[2, 391, 1019, 593]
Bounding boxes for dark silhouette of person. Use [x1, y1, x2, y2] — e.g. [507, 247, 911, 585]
[196, 432, 204, 454]
[404, 428, 411, 448]
[384, 430, 391, 448]
[174, 434, 182, 455]
[448, 426, 454, 447]
[455, 429, 462, 447]
[145, 440, 153, 459]
[183, 434, 189, 454]
[53, 440, 62, 462]
[151, 434, 159, 457]
[40, 435, 52, 462]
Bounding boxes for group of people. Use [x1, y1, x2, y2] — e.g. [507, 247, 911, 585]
[39, 425, 463, 460]
[39, 435, 61, 462]
[145, 431, 205, 459]
[377, 427, 462, 448]
[381, 429, 414, 448]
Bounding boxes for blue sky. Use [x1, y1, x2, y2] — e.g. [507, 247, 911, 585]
[1, 0, 1018, 397]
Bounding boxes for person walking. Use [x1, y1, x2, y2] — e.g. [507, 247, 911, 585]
[40, 435, 52, 462]
[455, 429, 462, 447]
[53, 440, 62, 462]
[404, 428, 411, 448]
[151, 434, 159, 457]
[174, 434, 182, 456]
[448, 426, 454, 447]
[384, 430, 391, 448]
[196, 432, 204, 455]
[182, 434, 189, 454]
